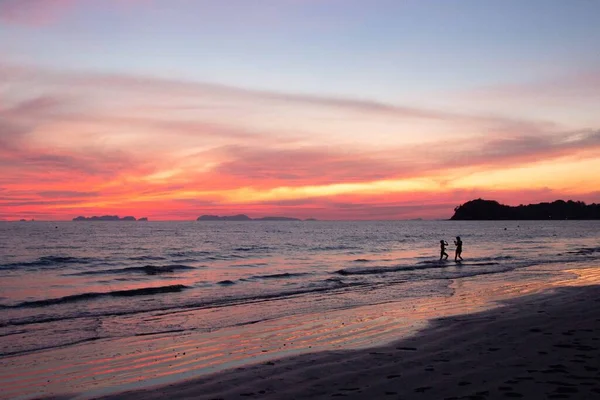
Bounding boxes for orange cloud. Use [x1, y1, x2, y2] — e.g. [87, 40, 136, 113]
[1, 63, 599, 221]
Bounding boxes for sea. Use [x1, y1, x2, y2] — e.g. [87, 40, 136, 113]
[1, 220, 599, 398]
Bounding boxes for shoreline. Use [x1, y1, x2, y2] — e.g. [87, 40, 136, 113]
[98, 282, 600, 400]
[2, 264, 599, 399]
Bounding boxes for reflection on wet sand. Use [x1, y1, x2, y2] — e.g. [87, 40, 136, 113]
[2, 262, 598, 399]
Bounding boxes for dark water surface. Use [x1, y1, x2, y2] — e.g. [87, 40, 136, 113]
[1, 220, 599, 357]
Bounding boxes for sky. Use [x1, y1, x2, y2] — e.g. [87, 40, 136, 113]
[1, 0, 600, 220]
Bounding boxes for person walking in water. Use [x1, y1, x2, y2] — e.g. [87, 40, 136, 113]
[439, 240, 449, 261]
[454, 236, 463, 261]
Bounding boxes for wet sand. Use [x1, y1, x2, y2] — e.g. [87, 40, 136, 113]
[3, 266, 598, 399]
[98, 283, 600, 399]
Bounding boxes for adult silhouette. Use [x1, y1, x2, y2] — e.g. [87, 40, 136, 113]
[454, 236, 463, 261]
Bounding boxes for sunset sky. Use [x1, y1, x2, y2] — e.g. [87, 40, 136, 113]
[1, 0, 600, 220]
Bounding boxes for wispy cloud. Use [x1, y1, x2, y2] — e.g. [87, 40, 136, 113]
[37, 190, 100, 198]
[472, 70, 600, 100]
[0, 62, 558, 130]
[0, 0, 76, 26]
[1, 62, 599, 220]
[0, 0, 143, 26]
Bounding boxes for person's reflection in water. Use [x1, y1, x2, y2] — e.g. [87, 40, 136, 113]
[454, 236, 463, 262]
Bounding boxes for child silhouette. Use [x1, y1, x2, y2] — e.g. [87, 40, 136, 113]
[440, 240, 449, 261]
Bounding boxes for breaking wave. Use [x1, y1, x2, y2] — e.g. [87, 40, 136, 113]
[248, 272, 310, 280]
[0, 256, 97, 270]
[2, 285, 189, 309]
[68, 264, 197, 276]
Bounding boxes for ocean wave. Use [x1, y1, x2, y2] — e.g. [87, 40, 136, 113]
[336, 254, 589, 277]
[2, 284, 189, 309]
[0, 256, 96, 270]
[478, 255, 514, 261]
[207, 254, 246, 260]
[234, 263, 269, 268]
[337, 262, 474, 276]
[217, 280, 236, 285]
[353, 258, 370, 262]
[248, 272, 310, 280]
[167, 250, 212, 258]
[233, 245, 272, 252]
[127, 255, 167, 261]
[567, 246, 600, 255]
[468, 262, 501, 266]
[67, 264, 197, 276]
[0, 279, 411, 329]
[419, 256, 510, 265]
[171, 258, 198, 264]
[309, 245, 358, 251]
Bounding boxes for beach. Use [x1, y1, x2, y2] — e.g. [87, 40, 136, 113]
[99, 286, 600, 399]
[101, 281, 600, 400]
[1, 221, 600, 399]
[2, 266, 599, 399]
[4, 1, 600, 398]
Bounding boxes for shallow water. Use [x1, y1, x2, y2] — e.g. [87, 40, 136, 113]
[1, 221, 599, 355]
[1, 221, 599, 398]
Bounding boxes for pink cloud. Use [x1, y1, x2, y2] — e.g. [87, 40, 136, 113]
[1, 63, 599, 221]
[0, 0, 77, 26]
[0, 62, 556, 135]
[0, 0, 143, 26]
[473, 70, 600, 100]
[204, 129, 600, 189]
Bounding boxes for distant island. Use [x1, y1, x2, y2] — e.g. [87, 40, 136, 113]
[73, 215, 138, 221]
[451, 199, 600, 220]
[255, 216, 302, 221]
[197, 214, 252, 221]
[197, 214, 308, 221]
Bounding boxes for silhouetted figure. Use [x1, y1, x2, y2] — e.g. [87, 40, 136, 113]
[454, 236, 463, 261]
[439, 240, 449, 261]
